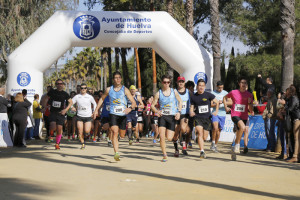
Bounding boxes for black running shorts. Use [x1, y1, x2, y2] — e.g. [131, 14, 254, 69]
[109, 114, 126, 130]
[158, 115, 176, 131]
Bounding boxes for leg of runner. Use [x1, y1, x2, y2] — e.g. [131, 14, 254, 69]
[111, 126, 122, 161]
[180, 118, 189, 155]
[84, 121, 92, 147]
[159, 126, 168, 162]
[196, 126, 206, 158]
[232, 120, 246, 159]
[49, 122, 56, 143]
[134, 123, 140, 143]
[107, 127, 112, 147]
[72, 117, 76, 140]
[127, 122, 133, 145]
[172, 128, 179, 157]
[77, 121, 85, 149]
[94, 119, 100, 142]
[55, 125, 63, 150]
[67, 119, 72, 141]
[211, 121, 219, 152]
[243, 125, 249, 154]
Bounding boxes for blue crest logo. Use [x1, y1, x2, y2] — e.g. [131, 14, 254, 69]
[17, 72, 31, 87]
[194, 72, 208, 84]
[73, 15, 100, 40]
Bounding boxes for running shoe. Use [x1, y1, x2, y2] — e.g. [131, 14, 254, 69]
[231, 147, 237, 161]
[182, 150, 188, 155]
[153, 139, 157, 144]
[97, 138, 101, 142]
[243, 146, 248, 154]
[174, 150, 179, 157]
[47, 137, 53, 143]
[136, 138, 140, 143]
[108, 141, 112, 147]
[161, 155, 168, 162]
[72, 135, 75, 140]
[213, 146, 219, 153]
[80, 144, 85, 150]
[210, 143, 216, 150]
[93, 138, 96, 143]
[188, 142, 192, 148]
[114, 152, 120, 161]
[200, 151, 206, 159]
[55, 143, 60, 150]
[129, 140, 133, 145]
[234, 144, 240, 154]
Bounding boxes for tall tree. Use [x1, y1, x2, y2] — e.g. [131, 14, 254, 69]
[186, 0, 194, 36]
[210, 0, 221, 89]
[107, 47, 113, 86]
[166, 0, 174, 85]
[220, 51, 226, 83]
[280, 0, 295, 91]
[225, 47, 237, 91]
[115, 48, 120, 71]
[121, 48, 130, 87]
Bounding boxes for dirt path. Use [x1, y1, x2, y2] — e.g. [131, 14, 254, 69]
[0, 137, 299, 200]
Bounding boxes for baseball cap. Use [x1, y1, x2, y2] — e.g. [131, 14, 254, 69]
[129, 85, 137, 90]
[177, 76, 185, 82]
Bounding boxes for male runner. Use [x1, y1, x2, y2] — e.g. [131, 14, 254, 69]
[72, 83, 97, 149]
[127, 85, 144, 145]
[223, 77, 254, 161]
[175, 76, 192, 155]
[151, 74, 182, 162]
[99, 96, 112, 147]
[93, 71, 136, 161]
[210, 81, 228, 152]
[189, 79, 219, 158]
[43, 79, 72, 149]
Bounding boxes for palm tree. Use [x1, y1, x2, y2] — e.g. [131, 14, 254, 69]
[280, 0, 295, 91]
[210, 0, 221, 90]
[186, 0, 194, 36]
[166, 0, 174, 85]
[121, 48, 131, 87]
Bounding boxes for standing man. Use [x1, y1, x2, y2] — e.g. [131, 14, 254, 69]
[42, 79, 72, 150]
[127, 85, 144, 145]
[224, 77, 254, 161]
[210, 81, 229, 152]
[151, 74, 182, 162]
[189, 79, 219, 158]
[72, 83, 97, 149]
[175, 76, 192, 155]
[93, 71, 136, 161]
[257, 74, 275, 97]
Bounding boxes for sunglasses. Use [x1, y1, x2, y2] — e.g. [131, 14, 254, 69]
[163, 81, 170, 84]
[56, 83, 63, 85]
[81, 87, 87, 89]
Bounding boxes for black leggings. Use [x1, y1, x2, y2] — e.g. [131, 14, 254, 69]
[13, 118, 27, 146]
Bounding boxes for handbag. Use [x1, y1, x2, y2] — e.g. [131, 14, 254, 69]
[284, 110, 292, 132]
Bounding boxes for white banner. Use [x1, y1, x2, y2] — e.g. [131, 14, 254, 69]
[219, 114, 235, 142]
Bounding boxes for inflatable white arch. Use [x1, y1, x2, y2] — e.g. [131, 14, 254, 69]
[7, 11, 213, 99]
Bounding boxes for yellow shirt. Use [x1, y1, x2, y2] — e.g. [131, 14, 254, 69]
[33, 100, 42, 119]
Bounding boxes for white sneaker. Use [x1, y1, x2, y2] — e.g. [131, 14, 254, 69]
[234, 144, 240, 154]
[231, 146, 237, 161]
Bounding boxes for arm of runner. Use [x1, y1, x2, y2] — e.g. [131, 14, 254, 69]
[90, 95, 97, 117]
[212, 98, 219, 116]
[60, 98, 73, 115]
[174, 90, 182, 120]
[223, 95, 231, 113]
[189, 104, 195, 117]
[125, 87, 136, 114]
[151, 92, 161, 117]
[93, 87, 109, 119]
[137, 95, 144, 109]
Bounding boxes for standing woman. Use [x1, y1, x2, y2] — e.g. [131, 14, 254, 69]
[286, 85, 300, 163]
[33, 94, 43, 139]
[13, 93, 32, 147]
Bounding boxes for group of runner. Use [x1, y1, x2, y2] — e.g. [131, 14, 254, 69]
[42, 71, 254, 162]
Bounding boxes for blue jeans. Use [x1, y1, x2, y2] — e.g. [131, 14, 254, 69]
[264, 118, 277, 151]
[278, 121, 287, 155]
[33, 118, 41, 137]
[25, 127, 33, 139]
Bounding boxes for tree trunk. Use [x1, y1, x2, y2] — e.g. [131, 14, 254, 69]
[186, 0, 194, 36]
[135, 48, 142, 94]
[121, 48, 130, 87]
[152, 49, 157, 95]
[108, 47, 112, 86]
[166, 0, 174, 86]
[115, 47, 120, 71]
[210, 0, 221, 90]
[103, 51, 108, 90]
[280, 0, 295, 91]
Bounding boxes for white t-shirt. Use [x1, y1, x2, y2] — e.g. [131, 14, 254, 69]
[72, 93, 97, 117]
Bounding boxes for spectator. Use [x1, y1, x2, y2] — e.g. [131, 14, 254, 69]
[286, 86, 300, 163]
[257, 74, 275, 97]
[262, 89, 277, 152]
[33, 94, 42, 139]
[41, 86, 52, 140]
[12, 93, 31, 147]
[0, 87, 9, 115]
[276, 90, 288, 159]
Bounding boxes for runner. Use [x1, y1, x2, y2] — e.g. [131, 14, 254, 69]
[151, 103, 160, 143]
[185, 80, 195, 148]
[223, 77, 254, 161]
[151, 74, 182, 162]
[210, 81, 229, 152]
[127, 85, 144, 145]
[93, 71, 136, 161]
[42, 79, 72, 150]
[189, 79, 219, 158]
[72, 83, 97, 149]
[92, 91, 101, 142]
[66, 91, 77, 141]
[99, 96, 112, 147]
[175, 76, 192, 155]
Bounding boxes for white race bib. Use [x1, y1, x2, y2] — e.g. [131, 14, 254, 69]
[114, 106, 125, 114]
[162, 107, 171, 115]
[52, 101, 61, 108]
[235, 104, 246, 112]
[79, 106, 87, 111]
[182, 101, 187, 109]
[137, 116, 143, 121]
[198, 105, 209, 113]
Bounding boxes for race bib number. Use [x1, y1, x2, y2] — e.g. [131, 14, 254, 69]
[52, 101, 61, 108]
[114, 106, 125, 114]
[137, 116, 143, 121]
[162, 107, 171, 115]
[79, 106, 87, 111]
[106, 105, 110, 111]
[182, 101, 187, 109]
[198, 105, 209, 113]
[235, 104, 246, 112]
